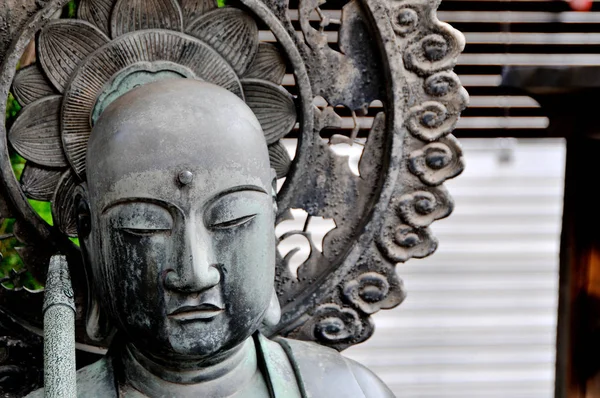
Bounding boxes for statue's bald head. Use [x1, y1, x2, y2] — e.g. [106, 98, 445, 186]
[86, 79, 272, 210]
[80, 79, 278, 356]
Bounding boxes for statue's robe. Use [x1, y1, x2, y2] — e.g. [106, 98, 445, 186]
[27, 334, 394, 397]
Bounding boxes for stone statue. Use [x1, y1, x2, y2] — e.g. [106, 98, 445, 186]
[0, 0, 467, 395]
[25, 78, 394, 397]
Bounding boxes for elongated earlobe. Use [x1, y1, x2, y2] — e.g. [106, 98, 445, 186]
[85, 293, 114, 342]
[262, 289, 281, 329]
[73, 184, 114, 342]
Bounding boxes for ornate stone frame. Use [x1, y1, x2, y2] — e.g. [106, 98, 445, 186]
[0, 0, 467, 360]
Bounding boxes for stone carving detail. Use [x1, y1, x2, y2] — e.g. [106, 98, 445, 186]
[404, 30, 464, 76]
[8, 96, 68, 168]
[20, 164, 63, 202]
[268, 141, 292, 179]
[0, 0, 466, 365]
[111, 0, 183, 37]
[392, 6, 419, 36]
[243, 43, 287, 84]
[343, 271, 405, 314]
[407, 101, 458, 141]
[186, 8, 259, 75]
[378, 223, 438, 263]
[78, 0, 114, 35]
[11, 65, 56, 107]
[297, 304, 366, 350]
[409, 136, 464, 186]
[38, 20, 110, 92]
[51, 171, 78, 237]
[241, 79, 297, 144]
[396, 188, 453, 228]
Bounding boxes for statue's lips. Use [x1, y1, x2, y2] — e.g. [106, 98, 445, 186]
[168, 304, 224, 321]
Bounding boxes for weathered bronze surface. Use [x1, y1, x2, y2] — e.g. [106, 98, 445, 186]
[0, 0, 467, 395]
[24, 79, 393, 397]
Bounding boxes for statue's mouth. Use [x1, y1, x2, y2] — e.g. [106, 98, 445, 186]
[168, 304, 224, 321]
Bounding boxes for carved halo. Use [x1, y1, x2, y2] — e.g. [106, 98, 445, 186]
[9, 1, 297, 229]
[0, 0, 467, 353]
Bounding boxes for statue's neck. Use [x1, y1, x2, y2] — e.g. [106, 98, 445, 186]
[120, 337, 265, 397]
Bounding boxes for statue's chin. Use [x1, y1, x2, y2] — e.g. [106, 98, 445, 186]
[131, 333, 252, 370]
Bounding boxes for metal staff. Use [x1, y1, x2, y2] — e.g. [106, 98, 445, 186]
[43, 255, 76, 398]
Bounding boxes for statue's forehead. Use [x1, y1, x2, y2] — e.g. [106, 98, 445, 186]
[85, 80, 271, 211]
[91, 163, 270, 212]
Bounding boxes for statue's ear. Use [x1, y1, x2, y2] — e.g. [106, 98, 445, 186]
[261, 289, 281, 329]
[73, 184, 114, 342]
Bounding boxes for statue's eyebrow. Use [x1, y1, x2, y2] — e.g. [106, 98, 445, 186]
[210, 185, 269, 202]
[101, 198, 179, 215]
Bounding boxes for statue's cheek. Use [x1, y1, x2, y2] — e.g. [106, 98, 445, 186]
[104, 230, 171, 318]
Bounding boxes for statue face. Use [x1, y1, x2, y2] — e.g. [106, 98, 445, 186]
[82, 80, 275, 359]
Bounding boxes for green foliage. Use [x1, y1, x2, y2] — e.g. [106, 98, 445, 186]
[29, 200, 53, 226]
[10, 152, 24, 180]
[5, 93, 21, 130]
[61, 0, 78, 18]
[218, 0, 226, 7]
[1, 105, 47, 290]
[0, 0, 79, 290]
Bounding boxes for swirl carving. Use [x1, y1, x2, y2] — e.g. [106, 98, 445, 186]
[406, 101, 458, 142]
[297, 304, 368, 350]
[343, 271, 405, 314]
[392, 6, 419, 36]
[377, 222, 437, 263]
[425, 71, 463, 98]
[396, 188, 453, 228]
[409, 136, 465, 186]
[403, 27, 465, 76]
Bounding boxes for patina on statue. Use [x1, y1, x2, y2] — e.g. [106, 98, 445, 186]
[28, 79, 394, 397]
[0, 0, 468, 393]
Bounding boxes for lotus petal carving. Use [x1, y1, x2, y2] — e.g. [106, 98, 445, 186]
[268, 141, 292, 179]
[243, 43, 287, 85]
[11, 65, 55, 107]
[52, 171, 79, 237]
[62, 31, 242, 177]
[21, 163, 64, 202]
[8, 96, 68, 168]
[38, 20, 109, 92]
[242, 79, 296, 144]
[187, 8, 259, 75]
[78, 0, 115, 36]
[179, 0, 217, 26]
[111, 0, 183, 37]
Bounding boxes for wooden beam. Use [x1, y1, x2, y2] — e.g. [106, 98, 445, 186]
[556, 138, 600, 398]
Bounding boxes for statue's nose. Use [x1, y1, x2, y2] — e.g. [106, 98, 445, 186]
[163, 218, 221, 293]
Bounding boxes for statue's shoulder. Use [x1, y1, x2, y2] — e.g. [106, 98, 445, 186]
[275, 337, 395, 398]
[26, 356, 117, 398]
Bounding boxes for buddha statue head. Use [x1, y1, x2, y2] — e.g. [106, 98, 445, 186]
[74, 79, 278, 362]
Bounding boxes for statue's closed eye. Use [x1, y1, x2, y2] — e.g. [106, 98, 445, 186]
[210, 214, 256, 230]
[120, 227, 172, 236]
[204, 189, 269, 231]
[107, 202, 174, 236]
